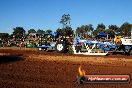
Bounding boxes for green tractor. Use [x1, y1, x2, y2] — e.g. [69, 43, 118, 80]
[26, 40, 37, 48]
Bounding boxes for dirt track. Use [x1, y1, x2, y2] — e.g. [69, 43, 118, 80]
[0, 48, 132, 88]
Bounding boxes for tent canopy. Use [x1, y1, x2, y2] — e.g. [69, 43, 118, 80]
[97, 31, 107, 37]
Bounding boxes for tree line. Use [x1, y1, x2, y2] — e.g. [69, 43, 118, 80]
[0, 22, 132, 41]
[0, 14, 132, 41]
[76, 22, 132, 39]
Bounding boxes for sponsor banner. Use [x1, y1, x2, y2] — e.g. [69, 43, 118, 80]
[77, 75, 130, 84]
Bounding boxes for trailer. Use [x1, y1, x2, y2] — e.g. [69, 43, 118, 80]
[54, 36, 111, 56]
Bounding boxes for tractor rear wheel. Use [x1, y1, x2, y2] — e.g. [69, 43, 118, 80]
[128, 49, 132, 56]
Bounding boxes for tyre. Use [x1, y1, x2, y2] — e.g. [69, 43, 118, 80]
[55, 41, 68, 53]
[42, 47, 47, 51]
[75, 45, 81, 53]
[128, 48, 132, 56]
[130, 49, 132, 55]
[38, 48, 42, 51]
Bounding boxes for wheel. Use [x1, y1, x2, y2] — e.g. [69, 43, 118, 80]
[38, 48, 42, 51]
[128, 49, 132, 56]
[42, 48, 47, 51]
[124, 49, 132, 56]
[130, 49, 132, 55]
[55, 41, 68, 53]
[75, 45, 81, 53]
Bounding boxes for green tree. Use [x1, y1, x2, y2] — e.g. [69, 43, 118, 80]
[85, 24, 94, 36]
[108, 25, 119, 35]
[13, 27, 25, 35]
[28, 29, 36, 34]
[96, 23, 105, 30]
[60, 14, 71, 28]
[118, 22, 131, 36]
[12, 27, 26, 40]
[56, 28, 62, 36]
[37, 29, 45, 34]
[105, 29, 115, 38]
[56, 27, 74, 37]
[64, 26, 74, 36]
[93, 23, 106, 36]
[46, 29, 52, 34]
[0, 33, 9, 41]
[58, 14, 73, 37]
[76, 27, 84, 35]
[76, 24, 94, 38]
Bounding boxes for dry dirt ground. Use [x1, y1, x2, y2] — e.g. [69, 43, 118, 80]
[0, 48, 132, 88]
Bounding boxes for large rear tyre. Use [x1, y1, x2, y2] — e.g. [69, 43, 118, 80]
[130, 50, 132, 55]
[128, 49, 132, 56]
[38, 48, 42, 51]
[55, 41, 68, 53]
